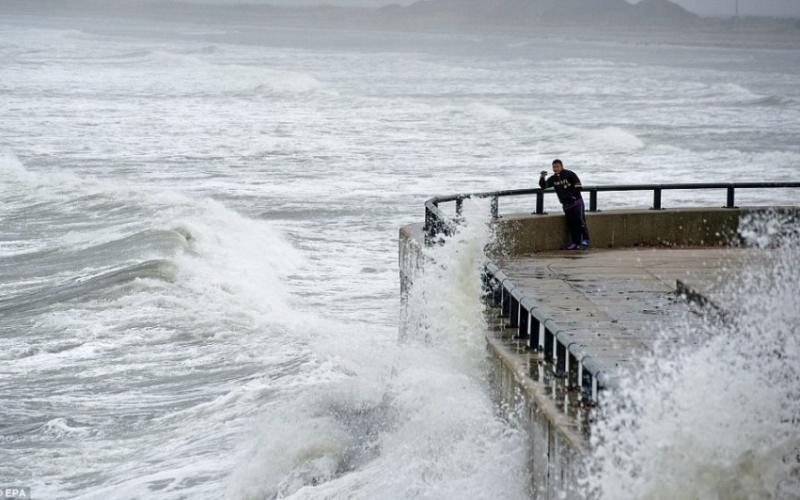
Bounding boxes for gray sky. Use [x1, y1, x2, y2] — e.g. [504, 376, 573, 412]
[236, 0, 800, 18]
[653, 0, 800, 17]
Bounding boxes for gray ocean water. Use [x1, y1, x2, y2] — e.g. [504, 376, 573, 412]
[1, 12, 799, 499]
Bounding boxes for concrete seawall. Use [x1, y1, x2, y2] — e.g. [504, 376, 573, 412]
[493, 206, 796, 253]
[399, 206, 799, 499]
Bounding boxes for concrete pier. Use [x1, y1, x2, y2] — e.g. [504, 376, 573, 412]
[399, 206, 799, 499]
[481, 246, 769, 498]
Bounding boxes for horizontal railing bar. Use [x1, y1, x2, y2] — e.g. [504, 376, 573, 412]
[427, 182, 800, 206]
[425, 182, 800, 237]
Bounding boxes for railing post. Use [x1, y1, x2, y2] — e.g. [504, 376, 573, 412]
[517, 309, 529, 340]
[424, 205, 434, 235]
[490, 196, 499, 219]
[589, 189, 598, 212]
[544, 326, 554, 362]
[508, 297, 519, 328]
[433, 202, 442, 235]
[530, 316, 541, 350]
[535, 191, 545, 215]
[726, 187, 736, 208]
[651, 188, 662, 210]
[555, 340, 567, 377]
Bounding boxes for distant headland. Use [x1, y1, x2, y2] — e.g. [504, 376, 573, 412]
[4, 0, 800, 33]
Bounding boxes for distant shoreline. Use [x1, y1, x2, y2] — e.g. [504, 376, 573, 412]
[4, 0, 799, 39]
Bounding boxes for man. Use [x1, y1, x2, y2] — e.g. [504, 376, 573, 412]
[539, 159, 590, 250]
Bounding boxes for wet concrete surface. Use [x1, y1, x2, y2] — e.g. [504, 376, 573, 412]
[493, 246, 766, 383]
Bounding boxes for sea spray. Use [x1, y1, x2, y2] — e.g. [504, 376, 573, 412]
[583, 213, 800, 500]
[227, 200, 530, 500]
[402, 198, 496, 360]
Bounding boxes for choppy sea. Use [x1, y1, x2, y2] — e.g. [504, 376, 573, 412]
[1, 12, 799, 499]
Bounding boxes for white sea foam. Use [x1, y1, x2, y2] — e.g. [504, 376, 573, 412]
[585, 126, 645, 151]
[2, 40, 323, 97]
[464, 102, 513, 121]
[711, 82, 764, 102]
[139, 54, 322, 96]
[0, 150, 86, 190]
[518, 115, 645, 156]
[560, 58, 621, 68]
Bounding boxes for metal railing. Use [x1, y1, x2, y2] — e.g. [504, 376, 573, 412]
[424, 182, 800, 239]
[483, 261, 617, 404]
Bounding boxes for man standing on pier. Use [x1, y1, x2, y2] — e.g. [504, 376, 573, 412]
[539, 159, 590, 250]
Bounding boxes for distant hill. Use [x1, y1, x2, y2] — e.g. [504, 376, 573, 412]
[622, 0, 700, 25]
[389, 0, 700, 27]
[0, 0, 706, 31]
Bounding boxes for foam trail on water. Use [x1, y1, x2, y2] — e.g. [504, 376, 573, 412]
[583, 213, 800, 500]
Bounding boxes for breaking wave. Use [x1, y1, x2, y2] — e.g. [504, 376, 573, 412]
[0, 259, 178, 314]
[227, 200, 530, 500]
[744, 94, 793, 107]
[585, 126, 645, 151]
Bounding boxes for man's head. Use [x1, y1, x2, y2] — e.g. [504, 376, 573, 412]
[552, 159, 563, 174]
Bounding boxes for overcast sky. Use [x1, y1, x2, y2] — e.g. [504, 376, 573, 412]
[203, 0, 800, 18]
[656, 0, 800, 17]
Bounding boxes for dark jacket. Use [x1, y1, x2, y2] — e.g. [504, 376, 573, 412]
[539, 169, 583, 206]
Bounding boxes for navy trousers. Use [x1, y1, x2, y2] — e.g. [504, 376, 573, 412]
[563, 199, 590, 245]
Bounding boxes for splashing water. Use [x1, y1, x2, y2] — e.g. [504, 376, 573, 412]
[225, 200, 530, 500]
[584, 213, 800, 500]
[402, 199, 497, 364]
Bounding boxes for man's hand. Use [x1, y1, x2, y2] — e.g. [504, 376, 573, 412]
[540, 170, 548, 177]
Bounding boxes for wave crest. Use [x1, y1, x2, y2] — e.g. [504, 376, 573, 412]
[0, 259, 178, 315]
